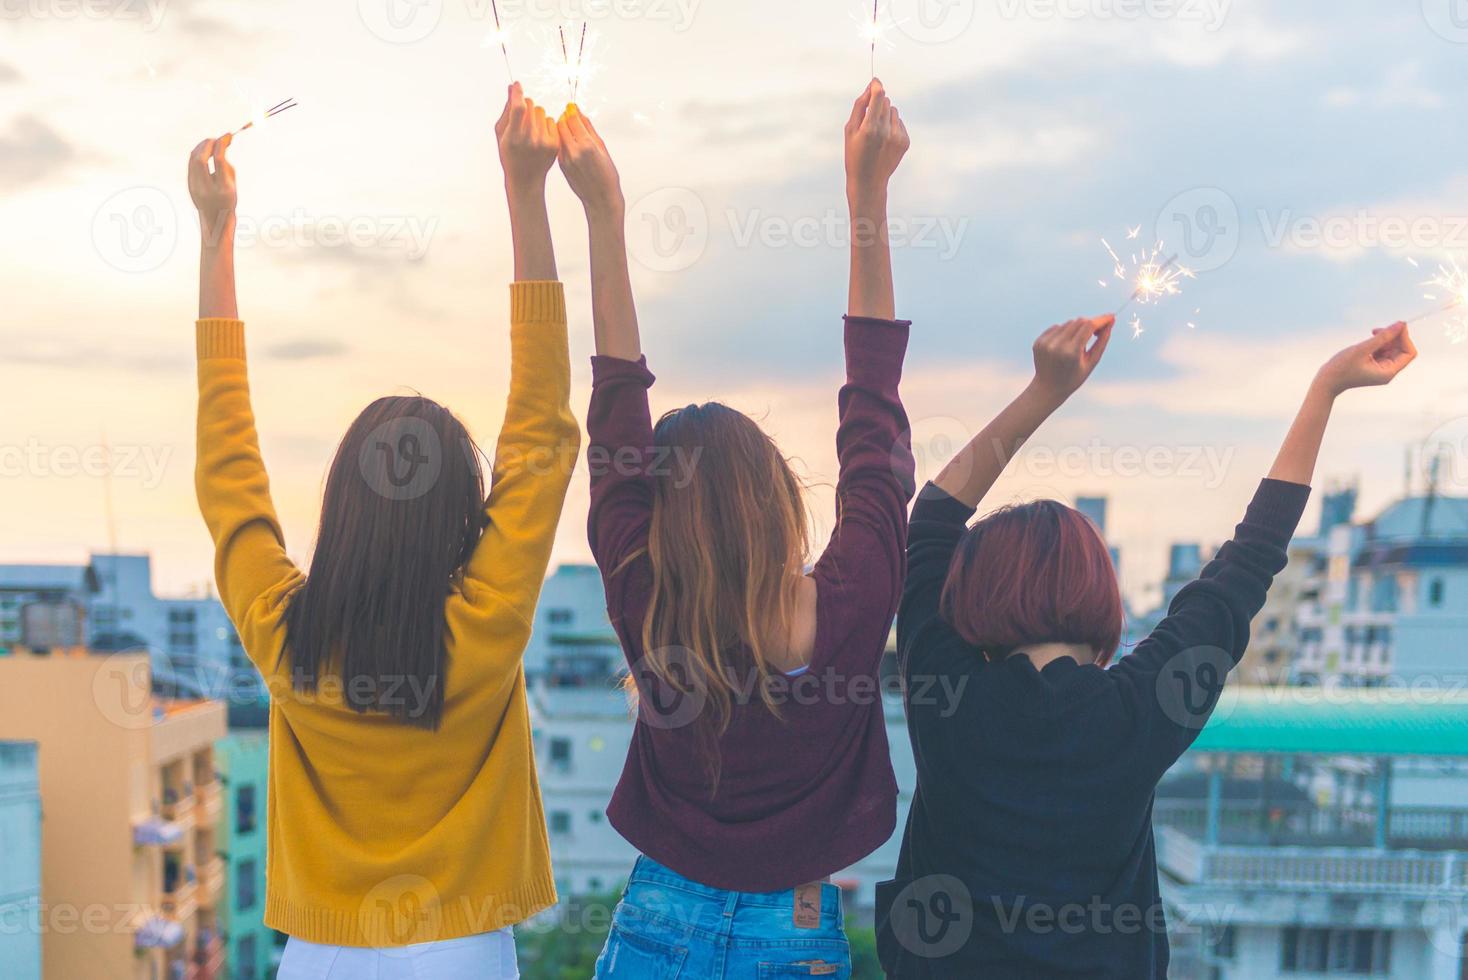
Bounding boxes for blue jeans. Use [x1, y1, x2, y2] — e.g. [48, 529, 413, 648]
[594, 856, 852, 979]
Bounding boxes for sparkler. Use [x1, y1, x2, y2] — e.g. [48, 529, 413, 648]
[483, 0, 513, 81]
[1406, 256, 1468, 343]
[1099, 231, 1195, 338]
[553, 22, 592, 106]
[230, 98, 298, 136]
[855, 0, 895, 77]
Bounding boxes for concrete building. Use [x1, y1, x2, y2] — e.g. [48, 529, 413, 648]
[524, 564, 619, 683]
[216, 731, 275, 980]
[1158, 689, 1468, 980]
[0, 740, 43, 980]
[0, 554, 256, 701]
[0, 651, 228, 980]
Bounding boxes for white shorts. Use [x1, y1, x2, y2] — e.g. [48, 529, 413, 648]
[278, 928, 518, 980]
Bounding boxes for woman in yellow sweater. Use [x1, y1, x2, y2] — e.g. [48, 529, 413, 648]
[188, 84, 578, 978]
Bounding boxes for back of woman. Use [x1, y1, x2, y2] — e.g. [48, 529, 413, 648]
[190, 85, 580, 977]
[879, 316, 1417, 978]
[558, 82, 916, 979]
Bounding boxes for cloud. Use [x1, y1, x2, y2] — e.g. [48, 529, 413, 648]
[264, 339, 351, 362]
[0, 63, 21, 84]
[1322, 62, 1444, 111]
[0, 116, 77, 190]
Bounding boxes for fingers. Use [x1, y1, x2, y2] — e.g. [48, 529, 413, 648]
[1086, 318, 1114, 365]
[496, 82, 523, 135]
[848, 82, 877, 130]
[188, 138, 215, 184]
[211, 133, 233, 179]
[578, 110, 607, 149]
[867, 87, 891, 132]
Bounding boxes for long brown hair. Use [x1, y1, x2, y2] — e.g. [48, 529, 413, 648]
[636, 402, 811, 753]
[283, 395, 487, 729]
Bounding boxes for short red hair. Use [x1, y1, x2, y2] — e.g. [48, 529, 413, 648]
[940, 500, 1124, 666]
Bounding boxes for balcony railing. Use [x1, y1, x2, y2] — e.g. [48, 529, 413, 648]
[1153, 799, 1468, 851]
[198, 857, 225, 905]
[197, 781, 223, 823]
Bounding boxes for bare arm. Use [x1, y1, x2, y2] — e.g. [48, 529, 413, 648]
[845, 80, 909, 319]
[191, 135, 238, 319]
[497, 84, 559, 282]
[933, 316, 1114, 508]
[558, 107, 641, 361]
[1269, 321, 1417, 484]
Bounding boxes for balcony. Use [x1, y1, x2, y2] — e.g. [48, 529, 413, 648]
[198, 857, 225, 905]
[161, 865, 199, 922]
[197, 781, 223, 824]
[1153, 798, 1468, 851]
[161, 787, 196, 826]
[194, 932, 225, 980]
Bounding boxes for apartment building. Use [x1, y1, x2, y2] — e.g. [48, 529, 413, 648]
[0, 651, 228, 980]
[217, 731, 275, 980]
[0, 739, 42, 980]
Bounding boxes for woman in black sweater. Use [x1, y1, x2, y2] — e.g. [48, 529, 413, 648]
[877, 316, 1418, 978]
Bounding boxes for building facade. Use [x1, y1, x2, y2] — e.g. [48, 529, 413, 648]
[216, 732, 275, 980]
[0, 651, 228, 980]
[0, 739, 43, 980]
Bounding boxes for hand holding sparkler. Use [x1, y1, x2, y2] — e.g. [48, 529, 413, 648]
[496, 83, 559, 192]
[1031, 316, 1116, 404]
[556, 106, 624, 220]
[1313, 322, 1418, 397]
[187, 134, 237, 242]
[845, 79, 909, 200]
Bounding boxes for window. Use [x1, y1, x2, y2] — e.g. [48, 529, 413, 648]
[549, 811, 572, 837]
[1429, 578, 1445, 608]
[1281, 928, 1391, 975]
[549, 737, 572, 770]
[236, 785, 258, 834]
[547, 609, 573, 625]
[237, 934, 257, 979]
[237, 859, 258, 910]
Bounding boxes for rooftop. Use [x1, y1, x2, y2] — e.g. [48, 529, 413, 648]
[1191, 688, 1468, 757]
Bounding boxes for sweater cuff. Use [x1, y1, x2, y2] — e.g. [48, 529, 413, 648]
[1246, 478, 1312, 538]
[844, 316, 910, 387]
[913, 481, 976, 526]
[197, 319, 245, 360]
[510, 281, 566, 325]
[591, 354, 655, 389]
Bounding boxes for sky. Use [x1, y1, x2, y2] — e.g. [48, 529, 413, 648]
[2, 0, 1467, 610]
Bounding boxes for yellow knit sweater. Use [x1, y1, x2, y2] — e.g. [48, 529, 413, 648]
[194, 281, 579, 946]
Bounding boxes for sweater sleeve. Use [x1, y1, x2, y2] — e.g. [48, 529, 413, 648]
[896, 482, 976, 673]
[195, 319, 303, 669]
[585, 354, 657, 604]
[1109, 478, 1311, 771]
[460, 281, 581, 625]
[810, 316, 916, 670]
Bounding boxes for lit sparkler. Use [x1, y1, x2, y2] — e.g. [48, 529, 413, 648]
[231, 98, 298, 137]
[1098, 232, 1197, 338]
[1408, 255, 1468, 344]
[855, 0, 896, 77]
[550, 22, 594, 107]
[483, 0, 513, 81]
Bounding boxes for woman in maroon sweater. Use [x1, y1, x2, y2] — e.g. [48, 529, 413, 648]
[556, 82, 913, 979]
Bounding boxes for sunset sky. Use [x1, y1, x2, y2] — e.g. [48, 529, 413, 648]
[3, 0, 1466, 610]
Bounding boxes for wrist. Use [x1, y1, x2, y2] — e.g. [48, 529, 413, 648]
[199, 212, 236, 250]
[1307, 372, 1344, 403]
[1023, 378, 1073, 412]
[847, 182, 888, 211]
[583, 195, 626, 227]
[506, 176, 549, 207]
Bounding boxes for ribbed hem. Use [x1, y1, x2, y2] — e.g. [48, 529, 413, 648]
[265, 876, 558, 948]
[510, 281, 566, 325]
[196, 319, 245, 360]
[1247, 478, 1312, 537]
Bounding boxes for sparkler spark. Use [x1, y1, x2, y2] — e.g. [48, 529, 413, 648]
[1098, 231, 1195, 338]
[548, 22, 596, 107]
[855, 0, 897, 77]
[1410, 255, 1468, 344]
[483, 0, 513, 81]
[231, 98, 297, 136]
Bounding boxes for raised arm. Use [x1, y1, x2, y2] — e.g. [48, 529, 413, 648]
[845, 79, 908, 320]
[188, 136, 300, 654]
[1112, 323, 1418, 769]
[459, 85, 580, 623]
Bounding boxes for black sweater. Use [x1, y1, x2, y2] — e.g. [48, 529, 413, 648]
[876, 479, 1310, 978]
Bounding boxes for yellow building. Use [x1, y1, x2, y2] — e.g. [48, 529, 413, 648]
[0, 650, 228, 980]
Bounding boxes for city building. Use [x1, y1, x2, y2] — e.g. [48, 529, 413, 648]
[217, 731, 274, 980]
[0, 739, 42, 980]
[1158, 688, 1468, 980]
[1293, 490, 1468, 687]
[0, 651, 228, 980]
[524, 564, 620, 683]
[0, 553, 256, 700]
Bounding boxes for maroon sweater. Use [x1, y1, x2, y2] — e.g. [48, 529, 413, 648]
[586, 315, 915, 893]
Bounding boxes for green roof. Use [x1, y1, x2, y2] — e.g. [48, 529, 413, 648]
[1191, 688, 1468, 757]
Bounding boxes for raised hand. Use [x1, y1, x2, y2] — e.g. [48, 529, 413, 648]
[556, 106, 624, 220]
[1032, 316, 1116, 403]
[188, 135, 237, 243]
[496, 83, 558, 191]
[845, 79, 910, 199]
[1314, 322, 1418, 395]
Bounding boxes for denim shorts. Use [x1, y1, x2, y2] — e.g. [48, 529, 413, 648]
[593, 855, 851, 979]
